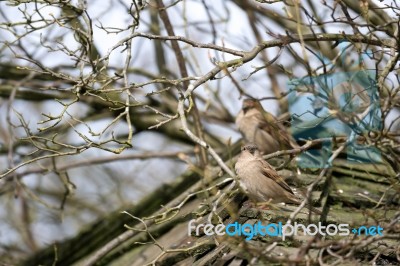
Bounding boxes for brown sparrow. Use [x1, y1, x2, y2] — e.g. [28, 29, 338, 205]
[235, 99, 297, 154]
[235, 143, 321, 214]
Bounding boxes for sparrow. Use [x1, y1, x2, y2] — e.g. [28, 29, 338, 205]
[235, 143, 321, 214]
[235, 99, 297, 154]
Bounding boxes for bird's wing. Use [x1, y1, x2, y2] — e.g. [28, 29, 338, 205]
[257, 112, 294, 148]
[258, 159, 295, 195]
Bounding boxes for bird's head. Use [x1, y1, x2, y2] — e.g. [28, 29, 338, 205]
[241, 143, 260, 156]
[242, 98, 263, 113]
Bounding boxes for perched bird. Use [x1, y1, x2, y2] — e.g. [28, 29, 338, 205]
[235, 143, 321, 214]
[236, 99, 297, 154]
